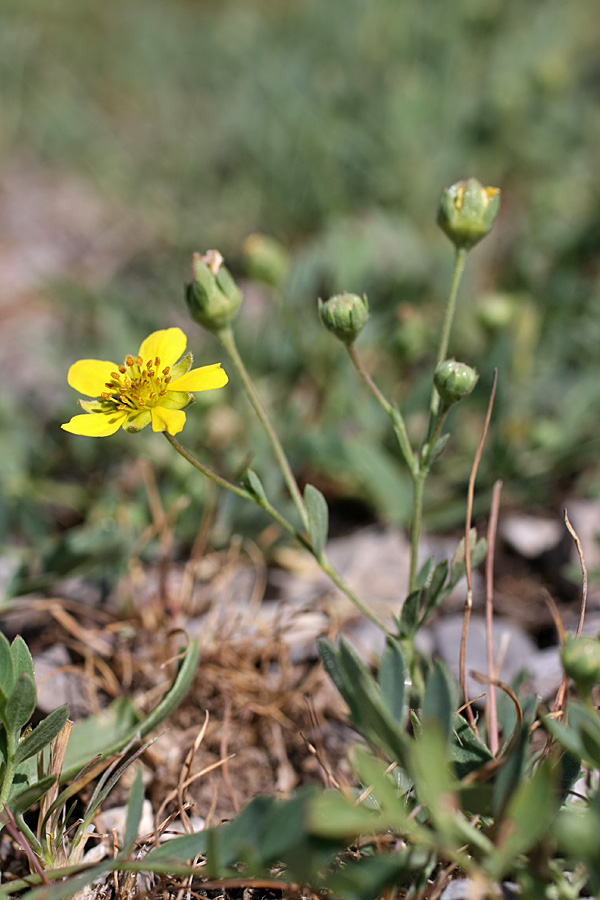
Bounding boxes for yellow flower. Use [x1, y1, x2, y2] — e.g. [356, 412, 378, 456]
[61, 327, 228, 437]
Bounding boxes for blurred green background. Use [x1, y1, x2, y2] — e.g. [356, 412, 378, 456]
[2, 0, 600, 595]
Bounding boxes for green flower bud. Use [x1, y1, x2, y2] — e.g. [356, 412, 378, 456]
[437, 179, 500, 250]
[562, 634, 600, 697]
[243, 233, 290, 287]
[185, 250, 242, 335]
[318, 293, 369, 345]
[434, 359, 478, 407]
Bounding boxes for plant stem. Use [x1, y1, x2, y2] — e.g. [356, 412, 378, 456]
[318, 554, 390, 633]
[409, 472, 426, 593]
[347, 343, 416, 475]
[0, 731, 17, 809]
[430, 246, 467, 417]
[164, 433, 297, 540]
[164, 434, 389, 632]
[217, 326, 310, 532]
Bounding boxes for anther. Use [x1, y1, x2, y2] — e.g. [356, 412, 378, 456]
[136, 356, 143, 367]
[117, 404, 126, 410]
[125, 356, 134, 367]
[111, 372, 120, 380]
[159, 389, 167, 396]
[165, 375, 172, 383]
[154, 357, 160, 367]
[101, 392, 110, 399]
[162, 366, 170, 375]
[118, 365, 126, 374]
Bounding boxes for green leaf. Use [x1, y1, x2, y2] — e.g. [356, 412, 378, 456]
[244, 468, 268, 505]
[419, 560, 449, 626]
[318, 639, 363, 724]
[378, 639, 408, 727]
[304, 483, 328, 558]
[0, 633, 15, 704]
[408, 723, 458, 838]
[428, 432, 451, 464]
[422, 660, 456, 739]
[8, 775, 57, 815]
[61, 697, 140, 779]
[10, 636, 34, 681]
[448, 531, 487, 592]
[15, 706, 69, 766]
[451, 713, 494, 780]
[4, 672, 37, 732]
[122, 766, 144, 855]
[415, 556, 435, 589]
[61, 640, 199, 781]
[309, 787, 381, 839]
[398, 589, 422, 638]
[487, 758, 556, 881]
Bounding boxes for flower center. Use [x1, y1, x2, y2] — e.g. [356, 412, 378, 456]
[101, 355, 172, 412]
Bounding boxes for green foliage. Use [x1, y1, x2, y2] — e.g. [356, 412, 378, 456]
[0, 636, 68, 824]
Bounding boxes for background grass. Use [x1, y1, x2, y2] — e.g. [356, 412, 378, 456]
[2, 0, 600, 594]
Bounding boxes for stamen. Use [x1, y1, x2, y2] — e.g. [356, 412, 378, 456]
[155, 377, 161, 385]
[118, 365, 126, 374]
[111, 372, 120, 380]
[165, 375, 172, 383]
[136, 356, 143, 367]
[159, 389, 167, 396]
[162, 366, 170, 375]
[146, 359, 153, 369]
[101, 392, 110, 399]
[105, 382, 115, 389]
[125, 356, 134, 367]
[117, 404, 126, 410]
[155, 357, 160, 366]
[149, 391, 157, 399]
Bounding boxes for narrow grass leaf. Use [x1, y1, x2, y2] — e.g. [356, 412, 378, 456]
[122, 766, 144, 855]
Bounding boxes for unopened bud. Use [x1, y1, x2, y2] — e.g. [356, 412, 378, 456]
[562, 635, 600, 697]
[185, 250, 242, 335]
[318, 293, 369, 345]
[434, 359, 478, 407]
[437, 179, 500, 250]
[243, 233, 290, 287]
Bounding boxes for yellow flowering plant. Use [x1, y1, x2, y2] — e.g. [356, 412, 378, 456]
[61, 327, 228, 437]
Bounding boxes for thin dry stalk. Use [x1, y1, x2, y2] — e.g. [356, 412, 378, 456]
[461, 370, 497, 730]
[485, 480, 502, 757]
[550, 511, 589, 720]
[220, 695, 240, 814]
[564, 509, 588, 639]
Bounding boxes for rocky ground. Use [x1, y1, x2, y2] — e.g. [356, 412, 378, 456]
[1, 164, 599, 898]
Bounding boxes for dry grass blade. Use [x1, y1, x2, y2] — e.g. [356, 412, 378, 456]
[485, 480, 502, 757]
[461, 369, 497, 730]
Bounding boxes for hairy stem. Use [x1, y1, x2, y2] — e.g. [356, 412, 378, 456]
[430, 246, 467, 417]
[347, 343, 416, 475]
[217, 326, 309, 532]
[163, 434, 388, 631]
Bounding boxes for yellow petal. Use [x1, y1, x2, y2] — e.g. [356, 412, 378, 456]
[170, 363, 228, 393]
[68, 360, 119, 397]
[151, 406, 186, 434]
[61, 411, 127, 437]
[138, 328, 187, 369]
